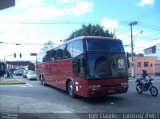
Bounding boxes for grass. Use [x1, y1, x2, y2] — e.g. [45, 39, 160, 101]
[0, 79, 26, 85]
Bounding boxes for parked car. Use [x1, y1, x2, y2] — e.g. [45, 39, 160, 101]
[27, 71, 37, 80]
[8, 69, 17, 75]
[22, 70, 28, 78]
[14, 69, 23, 76]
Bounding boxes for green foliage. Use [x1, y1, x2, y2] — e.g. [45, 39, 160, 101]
[41, 41, 54, 51]
[65, 24, 115, 41]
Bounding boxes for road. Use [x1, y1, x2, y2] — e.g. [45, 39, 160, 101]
[0, 76, 160, 119]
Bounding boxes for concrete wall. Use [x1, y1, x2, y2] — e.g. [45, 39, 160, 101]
[128, 56, 159, 75]
[155, 62, 160, 75]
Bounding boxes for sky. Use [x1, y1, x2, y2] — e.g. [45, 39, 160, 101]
[0, 0, 160, 61]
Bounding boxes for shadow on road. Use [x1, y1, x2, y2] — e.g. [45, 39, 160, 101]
[81, 95, 125, 105]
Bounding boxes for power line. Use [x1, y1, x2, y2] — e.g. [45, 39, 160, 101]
[0, 20, 131, 26]
[0, 42, 43, 45]
[136, 36, 160, 41]
[139, 22, 160, 31]
[135, 7, 160, 21]
[0, 20, 98, 25]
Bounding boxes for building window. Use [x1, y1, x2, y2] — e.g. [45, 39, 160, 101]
[137, 62, 141, 67]
[150, 63, 152, 67]
[152, 46, 156, 53]
[144, 62, 149, 67]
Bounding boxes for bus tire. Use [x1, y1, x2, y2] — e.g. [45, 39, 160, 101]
[67, 81, 76, 98]
[40, 75, 46, 86]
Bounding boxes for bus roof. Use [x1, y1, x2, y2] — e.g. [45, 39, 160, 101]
[70, 36, 120, 41]
[41, 36, 121, 53]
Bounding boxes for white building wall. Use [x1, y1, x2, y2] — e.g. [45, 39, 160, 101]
[156, 44, 160, 59]
[144, 44, 160, 60]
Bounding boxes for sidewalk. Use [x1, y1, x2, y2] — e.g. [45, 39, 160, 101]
[0, 76, 25, 85]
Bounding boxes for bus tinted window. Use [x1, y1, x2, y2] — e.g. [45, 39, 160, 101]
[64, 40, 83, 59]
[56, 45, 65, 60]
[43, 50, 51, 62]
[86, 39, 124, 52]
[73, 40, 83, 57]
[65, 42, 73, 59]
[50, 49, 56, 61]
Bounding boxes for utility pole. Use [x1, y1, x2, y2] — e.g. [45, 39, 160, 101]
[129, 21, 138, 78]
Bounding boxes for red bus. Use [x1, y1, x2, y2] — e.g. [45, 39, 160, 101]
[36, 36, 128, 98]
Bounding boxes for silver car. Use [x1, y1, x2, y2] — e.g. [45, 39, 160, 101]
[27, 71, 37, 80]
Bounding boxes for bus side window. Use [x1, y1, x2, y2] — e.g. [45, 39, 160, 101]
[50, 49, 56, 61]
[56, 45, 65, 60]
[72, 40, 83, 58]
[73, 58, 80, 74]
[64, 42, 73, 59]
[73, 54, 86, 78]
[43, 51, 51, 62]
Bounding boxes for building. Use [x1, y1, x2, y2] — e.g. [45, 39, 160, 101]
[0, 61, 6, 77]
[128, 56, 160, 75]
[6, 61, 35, 71]
[144, 43, 160, 59]
[143, 43, 160, 75]
[155, 60, 160, 76]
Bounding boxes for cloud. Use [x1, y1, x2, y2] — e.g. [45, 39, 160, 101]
[0, 29, 52, 60]
[134, 39, 160, 53]
[138, 0, 155, 6]
[0, 12, 14, 22]
[137, 39, 160, 48]
[57, 0, 75, 3]
[19, 6, 66, 21]
[0, 0, 94, 60]
[100, 18, 119, 32]
[69, 1, 94, 16]
[116, 30, 160, 54]
[116, 32, 130, 44]
[116, 32, 132, 53]
[17, 0, 42, 8]
[0, 0, 94, 22]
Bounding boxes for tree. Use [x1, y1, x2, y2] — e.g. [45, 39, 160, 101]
[65, 24, 115, 41]
[41, 41, 54, 51]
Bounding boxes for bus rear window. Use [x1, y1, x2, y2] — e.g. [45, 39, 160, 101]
[86, 39, 124, 52]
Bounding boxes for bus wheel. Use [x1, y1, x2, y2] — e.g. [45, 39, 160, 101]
[67, 81, 76, 98]
[40, 75, 46, 86]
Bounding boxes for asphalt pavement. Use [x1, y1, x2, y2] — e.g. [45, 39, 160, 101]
[0, 75, 160, 119]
